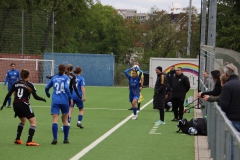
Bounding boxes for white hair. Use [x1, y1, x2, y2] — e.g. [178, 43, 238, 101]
[224, 63, 238, 76]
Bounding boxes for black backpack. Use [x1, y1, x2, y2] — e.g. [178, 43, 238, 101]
[191, 118, 207, 135]
[176, 118, 207, 135]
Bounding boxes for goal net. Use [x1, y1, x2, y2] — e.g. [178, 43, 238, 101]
[0, 58, 54, 84]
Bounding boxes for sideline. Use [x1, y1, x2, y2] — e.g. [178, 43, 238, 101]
[69, 99, 153, 160]
[30, 106, 145, 111]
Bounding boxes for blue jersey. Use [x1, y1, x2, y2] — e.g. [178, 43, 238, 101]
[4, 69, 20, 88]
[124, 68, 142, 96]
[72, 75, 85, 101]
[45, 74, 72, 105]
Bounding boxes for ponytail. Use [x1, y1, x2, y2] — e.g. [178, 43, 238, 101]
[67, 64, 73, 76]
[20, 69, 32, 93]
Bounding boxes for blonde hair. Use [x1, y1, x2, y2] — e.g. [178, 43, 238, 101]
[220, 74, 227, 85]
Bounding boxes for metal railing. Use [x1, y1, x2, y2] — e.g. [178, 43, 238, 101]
[207, 102, 240, 160]
[199, 78, 240, 160]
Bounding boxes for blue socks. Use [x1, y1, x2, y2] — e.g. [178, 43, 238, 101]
[133, 108, 137, 115]
[52, 123, 69, 140]
[52, 123, 58, 139]
[78, 115, 83, 122]
[63, 126, 69, 140]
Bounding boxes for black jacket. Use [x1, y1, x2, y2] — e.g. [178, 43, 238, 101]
[167, 70, 176, 88]
[153, 73, 167, 109]
[201, 79, 221, 98]
[172, 73, 190, 99]
[220, 75, 240, 121]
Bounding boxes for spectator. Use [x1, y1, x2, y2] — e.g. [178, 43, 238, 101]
[220, 63, 239, 160]
[203, 73, 227, 104]
[166, 65, 176, 88]
[220, 63, 240, 131]
[171, 67, 190, 121]
[203, 70, 211, 89]
[198, 70, 221, 98]
[153, 66, 168, 124]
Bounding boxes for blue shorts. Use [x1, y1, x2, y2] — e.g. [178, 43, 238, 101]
[73, 99, 84, 109]
[129, 94, 140, 103]
[51, 103, 69, 115]
[8, 83, 13, 91]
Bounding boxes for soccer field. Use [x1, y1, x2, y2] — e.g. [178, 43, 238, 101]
[0, 85, 195, 160]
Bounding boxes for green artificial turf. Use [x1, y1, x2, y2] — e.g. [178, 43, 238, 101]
[0, 85, 195, 160]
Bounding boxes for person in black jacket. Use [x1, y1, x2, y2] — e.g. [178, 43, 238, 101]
[220, 63, 240, 160]
[166, 65, 176, 88]
[153, 66, 168, 124]
[1, 69, 46, 146]
[165, 65, 175, 111]
[171, 67, 190, 121]
[198, 70, 221, 98]
[220, 63, 240, 131]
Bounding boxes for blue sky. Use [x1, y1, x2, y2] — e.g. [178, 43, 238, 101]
[99, 0, 201, 13]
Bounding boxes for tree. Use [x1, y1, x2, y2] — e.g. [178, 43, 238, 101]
[138, 9, 179, 65]
[174, 6, 200, 58]
[76, 3, 133, 62]
[216, 0, 240, 52]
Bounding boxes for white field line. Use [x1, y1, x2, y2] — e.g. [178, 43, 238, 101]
[69, 99, 153, 160]
[31, 106, 139, 111]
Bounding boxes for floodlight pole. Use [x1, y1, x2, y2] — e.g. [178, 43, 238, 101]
[187, 0, 192, 56]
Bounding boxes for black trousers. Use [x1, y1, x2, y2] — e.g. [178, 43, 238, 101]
[172, 98, 185, 120]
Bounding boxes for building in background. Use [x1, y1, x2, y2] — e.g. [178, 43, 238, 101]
[117, 9, 148, 22]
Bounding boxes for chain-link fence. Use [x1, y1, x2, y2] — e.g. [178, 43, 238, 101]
[0, 10, 54, 56]
[1, 10, 150, 86]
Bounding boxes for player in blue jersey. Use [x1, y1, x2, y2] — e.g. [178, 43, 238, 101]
[124, 66, 142, 120]
[68, 67, 86, 128]
[3, 63, 20, 108]
[45, 64, 73, 144]
[65, 64, 82, 128]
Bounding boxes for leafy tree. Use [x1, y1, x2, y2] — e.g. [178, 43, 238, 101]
[138, 9, 179, 65]
[77, 3, 133, 62]
[216, 0, 240, 52]
[174, 7, 200, 58]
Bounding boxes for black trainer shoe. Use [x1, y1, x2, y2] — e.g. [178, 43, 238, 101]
[171, 118, 178, 122]
[63, 139, 69, 144]
[77, 123, 84, 129]
[51, 139, 57, 145]
[128, 108, 133, 110]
